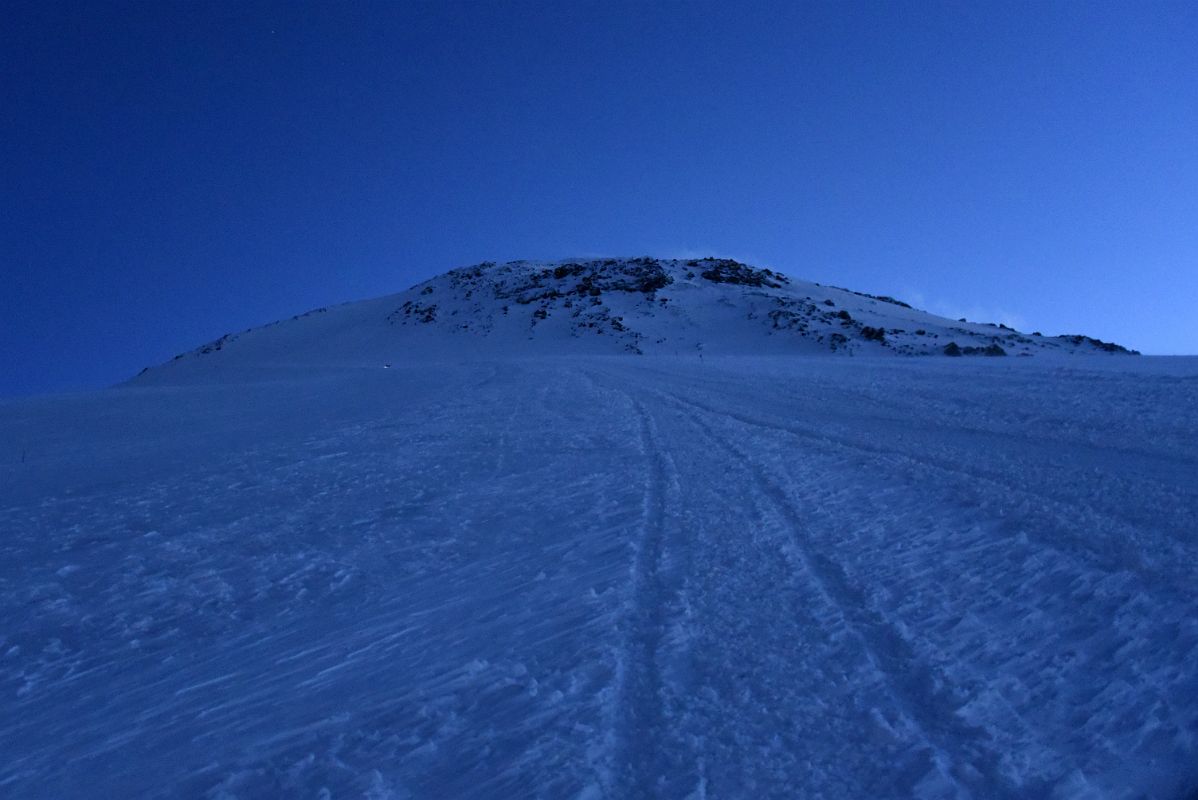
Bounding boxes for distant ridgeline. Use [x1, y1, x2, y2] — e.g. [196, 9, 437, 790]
[138, 257, 1136, 382]
[384, 257, 1136, 357]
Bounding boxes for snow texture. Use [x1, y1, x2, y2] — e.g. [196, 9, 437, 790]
[2, 260, 1192, 799]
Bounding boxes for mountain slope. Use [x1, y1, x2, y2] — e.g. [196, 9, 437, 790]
[10, 257, 1191, 800]
[134, 258, 1135, 384]
[3, 356, 1196, 799]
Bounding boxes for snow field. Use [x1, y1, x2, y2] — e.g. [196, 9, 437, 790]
[1, 355, 1195, 798]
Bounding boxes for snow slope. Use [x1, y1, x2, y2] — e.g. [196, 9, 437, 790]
[131, 258, 1136, 386]
[2, 353, 1195, 799]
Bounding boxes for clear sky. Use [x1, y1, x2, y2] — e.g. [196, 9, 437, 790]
[3, 0, 1196, 396]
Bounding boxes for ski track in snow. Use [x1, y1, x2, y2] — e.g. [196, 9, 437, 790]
[614, 399, 670, 798]
[1, 356, 1196, 799]
[660, 390, 986, 797]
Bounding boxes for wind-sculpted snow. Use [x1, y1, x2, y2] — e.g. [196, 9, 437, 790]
[2, 356, 1196, 798]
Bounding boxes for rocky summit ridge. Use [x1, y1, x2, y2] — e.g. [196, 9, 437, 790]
[137, 257, 1136, 382]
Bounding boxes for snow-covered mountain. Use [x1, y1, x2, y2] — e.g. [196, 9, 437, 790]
[135, 257, 1134, 383]
[4, 259, 1194, 800]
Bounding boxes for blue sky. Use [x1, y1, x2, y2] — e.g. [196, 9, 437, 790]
[3, 0, 1196, 395]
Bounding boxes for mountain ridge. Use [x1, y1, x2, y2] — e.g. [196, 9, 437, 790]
[134, 257, 1136, 384]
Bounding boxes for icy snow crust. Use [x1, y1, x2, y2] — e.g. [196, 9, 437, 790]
[2, 354, 1196, 799]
